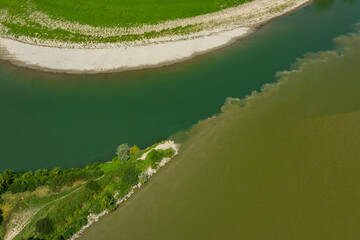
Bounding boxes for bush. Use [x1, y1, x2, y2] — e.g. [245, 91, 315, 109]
[122, 165, 139, 185]
[90, 202, 102, 214]
[36, 218, 54, 235]
[150, 160, 157, 169]
[146, 148, 173, 162]
[139, 172, 148, 184]
[129, 145, 141, 156]
[146, 149, 162, 162]
[146, 149, 172, 169]
[0, 169, 15, 193]
[116, 144, 130, 161]
[100, 195, 114, 209]
[162, 148, 174, 158]
[8, 179, 28, 193]
[0, 209, 3, 225]
[85, 180, 101, 193]
[86, 162, 100, 170]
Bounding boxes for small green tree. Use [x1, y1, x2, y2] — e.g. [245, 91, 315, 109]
[116, 144, 130, 161]
[36, 218, 54, 235]
[129, 145, 141, 156]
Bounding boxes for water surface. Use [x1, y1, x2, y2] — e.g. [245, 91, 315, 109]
[1, 0, 359, 171]
[80, 13, 360, 240]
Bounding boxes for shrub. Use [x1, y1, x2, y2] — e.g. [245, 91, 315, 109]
[0, 169, 15, 193]
[162, 148, 174, 158]
[51, 167, 61, 176]
[139, 172, 148, 184]
[116, 144, 130, 161]
[122, 165, 139, 185]
[85, 180, 101, 193]
[146, 149, 162, 162]
[129, 145, 141, 156]
[50, 183, 61, 193]
[0, 209, 3, 225]
[150, 161, 157, 169]
[90, 202, 102, 214]
[86, 162, 100, 170]
[8, 179, 28, 193]
[100, 195, 114, 209]
[35, 218, 54, 235]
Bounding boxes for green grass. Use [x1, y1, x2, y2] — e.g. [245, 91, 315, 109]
[0, 0, 251, 43]
[29, 0, 247, 27]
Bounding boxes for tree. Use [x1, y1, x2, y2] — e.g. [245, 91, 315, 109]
[129, 145, 141, 156]
[36, 218, 54, 235]
[116, 144, 130, 161]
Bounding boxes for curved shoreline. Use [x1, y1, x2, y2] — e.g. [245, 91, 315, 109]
[0, 0, 311, 73]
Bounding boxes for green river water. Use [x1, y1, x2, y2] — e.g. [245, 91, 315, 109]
[1, 1, 360, 238]
[78, 1, 360, 239]
[1, 0, 360, 171]
[81, 29, 360, 239]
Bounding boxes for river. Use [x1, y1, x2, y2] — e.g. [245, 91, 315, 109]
[1, 0, 359, 171]
[74, 0, 360, 239]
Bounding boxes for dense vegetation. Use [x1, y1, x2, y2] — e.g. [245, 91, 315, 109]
[0, 167, 100, 194]
[0, 141, 175, 240]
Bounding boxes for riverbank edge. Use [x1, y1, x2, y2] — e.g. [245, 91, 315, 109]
[2, 140, 180, 240]
[69, 141, 180, 240]
[0, 0, 312, 74]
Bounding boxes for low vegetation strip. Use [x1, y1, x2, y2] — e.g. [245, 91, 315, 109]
[0, 0, 308, 47]
[0, 0, 250, 45]
[1, 0, 249, 28]
[0, 140, 179, 240]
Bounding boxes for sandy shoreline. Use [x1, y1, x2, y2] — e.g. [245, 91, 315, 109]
[0, 0, 311, 73]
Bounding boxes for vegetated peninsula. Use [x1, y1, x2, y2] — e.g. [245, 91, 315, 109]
[0, 0, 311, 73]
[0, 140, 179, 240]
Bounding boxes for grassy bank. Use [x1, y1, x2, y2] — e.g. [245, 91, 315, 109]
[0, 140, 178, 240]
[0, 0, 251, 44]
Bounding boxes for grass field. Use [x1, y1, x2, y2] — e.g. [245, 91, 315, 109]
[0, 0, 251, 44]
[33, 0, 249, 27]
[2, 0, 249, 27]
